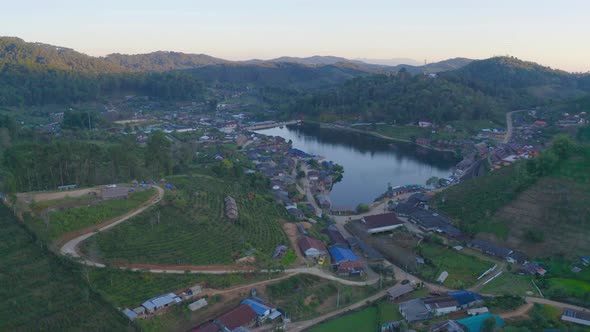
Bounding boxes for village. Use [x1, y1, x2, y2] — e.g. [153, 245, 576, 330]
[23, 94, 590, 332]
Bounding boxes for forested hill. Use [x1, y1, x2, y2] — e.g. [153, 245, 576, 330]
[0, 37, 127, 73]
[442, 56, 590, 105]
[104, 51, 229, 71]
[278, 57, 590, 123]
[282, 71, 503, 123]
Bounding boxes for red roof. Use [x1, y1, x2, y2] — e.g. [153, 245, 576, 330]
[217, 304, 257, 330]
[298, 236, 327, 253]
[362, 213, 404, 230]
[337, 261, 364, 273]
[191, 322, 221, 332]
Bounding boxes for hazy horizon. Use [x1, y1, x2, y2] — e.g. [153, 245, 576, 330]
[3, 0, 589, 72]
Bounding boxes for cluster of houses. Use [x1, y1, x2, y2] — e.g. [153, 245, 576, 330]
[122, 285, 206, 321]
[488, 142, 538, 171]
[192, 298, 281, 332]
[393, 193, 463, 238]
[557, 112, 587, 127]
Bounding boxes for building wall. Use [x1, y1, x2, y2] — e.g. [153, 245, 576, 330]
[562, 316, 590, 326]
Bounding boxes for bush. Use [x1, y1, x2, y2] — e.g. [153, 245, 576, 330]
[356, 203, 370, 213]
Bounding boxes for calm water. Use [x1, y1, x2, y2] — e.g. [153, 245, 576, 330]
[256, 124, 458, 208]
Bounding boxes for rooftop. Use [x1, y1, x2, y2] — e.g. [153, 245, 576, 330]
[361, 212, 404, 230]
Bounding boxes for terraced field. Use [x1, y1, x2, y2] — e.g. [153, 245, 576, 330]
[81, 175, 289, 265]
[0, 205, 132, 331]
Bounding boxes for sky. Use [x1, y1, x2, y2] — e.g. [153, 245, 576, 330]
[2, 0, 589, 72]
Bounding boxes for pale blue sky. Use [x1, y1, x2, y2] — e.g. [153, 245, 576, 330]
[2, 0, 589, 71]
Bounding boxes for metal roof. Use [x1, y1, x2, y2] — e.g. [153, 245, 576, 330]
[329, 247, 358, 264]
[240, 299, 272, 316]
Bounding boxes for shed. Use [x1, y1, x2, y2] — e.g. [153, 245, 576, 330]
[101, 187, 129, 200]
[387, 283, 414, 301]
[189, 298, 208, 311]
[424, 296, 459, 316]
[123, 308, 138, 320]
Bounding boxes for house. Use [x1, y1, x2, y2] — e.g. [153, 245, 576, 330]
[419, 120, 433, 128]
[240, 299, 273, 320]
[409, 209, 462, 237]
[430, 320, 465, 332]
[520, 262, 547, 276]
[321, 225, 348, 248]
[506, 251, 527, 264]
[286, 207, 305, 220]
[225, 196, 239, 220]
[329, 247, 359, 265]
[423, 296, 459, 316]
[298, 236, 327, 258]
[336, 261, 364, 277]
[448, 291, 484, 309]
[469, 239, 513, 259]
[361, 213, 405, 234]
[399, 298, 432, 322]
[215, 304, 258, 331]
[100, 187, 129, 200]
[315, 194, 332, 209]
[561, 308, 590, 326]
[141, 293, 182, 313]
[387, 283, 414, 301]
[456, 313, 505, 332]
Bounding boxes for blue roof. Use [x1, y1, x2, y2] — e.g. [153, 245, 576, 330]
[241, 299, 271, 316]
[329, 247, 359, 264]
[456, 313, 504, 332]
[448, 291, 483, 306]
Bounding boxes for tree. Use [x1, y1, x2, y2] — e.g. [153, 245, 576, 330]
[146, 131, 172, 177]
[551, 135, 574, 159]
[356, 203, 370, 213]
[481, 316, 497, 332]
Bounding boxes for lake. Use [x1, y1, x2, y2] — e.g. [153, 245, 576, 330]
[256, 124, 458, 208]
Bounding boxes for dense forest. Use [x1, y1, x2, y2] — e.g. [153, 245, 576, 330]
[2, 132, 174, 192]
[272, 69, 504, 123]
[268, 57, 590, 123]
[0, 64, 205, 106]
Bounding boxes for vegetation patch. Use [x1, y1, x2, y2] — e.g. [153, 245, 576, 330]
[0, 205, 131, 331]
[81, 174, 289, 266]
[415, 243, 494, 289]
[26, 188, 156, 241]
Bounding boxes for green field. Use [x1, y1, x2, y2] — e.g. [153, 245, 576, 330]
[307, 301, 402, 332]
[81, 174, 288, 265]
[0, 205, 132, 331]
[89, 268, 276, 307]
[480, 273, 537, 296]
[416, 243, 494, 289]
[26, 188, 156, 242]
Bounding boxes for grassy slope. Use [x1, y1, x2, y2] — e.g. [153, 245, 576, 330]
[82, 175, 288, 265]
[416, 243, 494, 289]
[307, 300, 402, 332]
[25, 188, 156, 242]
[0, 205, 132, 332]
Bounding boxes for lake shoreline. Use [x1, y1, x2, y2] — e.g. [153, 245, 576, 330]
[314, 122, 460, 154]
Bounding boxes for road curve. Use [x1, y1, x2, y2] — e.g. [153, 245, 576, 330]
[60, 185, 165, 265]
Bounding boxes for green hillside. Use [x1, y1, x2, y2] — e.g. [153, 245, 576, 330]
[0, 205, 132, 331]
[435, 136, 590, 257]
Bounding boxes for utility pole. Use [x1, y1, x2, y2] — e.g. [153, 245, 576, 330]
[336, 286, 340, 308]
